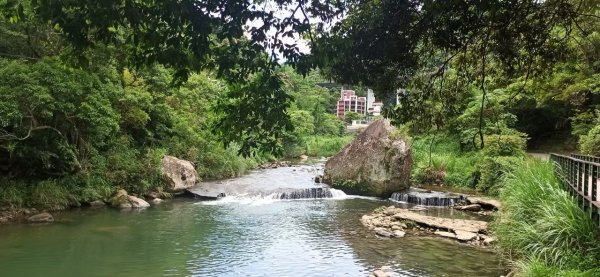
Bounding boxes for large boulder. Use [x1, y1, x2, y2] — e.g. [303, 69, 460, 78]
[161, 155, 199, 192]
[110, 189, 150, 209]
[323, 119, 411, 197]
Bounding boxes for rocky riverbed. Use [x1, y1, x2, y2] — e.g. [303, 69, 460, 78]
[361, 205, 497, 247]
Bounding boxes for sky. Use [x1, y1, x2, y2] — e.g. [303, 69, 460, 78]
[243, 1, 341, 60]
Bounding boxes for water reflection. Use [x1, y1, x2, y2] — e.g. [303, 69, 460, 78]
[0, 198, 504, 277]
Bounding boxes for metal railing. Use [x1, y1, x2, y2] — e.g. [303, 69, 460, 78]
[550, 153, 600, 221]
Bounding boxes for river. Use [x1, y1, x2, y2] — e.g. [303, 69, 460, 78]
[0, 164, 504, 277]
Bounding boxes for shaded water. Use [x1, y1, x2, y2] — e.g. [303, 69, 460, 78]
[0, 165, 505, 277]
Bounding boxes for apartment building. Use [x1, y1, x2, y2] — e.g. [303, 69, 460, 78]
[336, 90, 367, 117]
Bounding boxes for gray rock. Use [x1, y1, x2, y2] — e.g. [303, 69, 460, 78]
[373, 270, 389, 277]
[123, 196, 150, 209]
[162, 155, 199, 192]
[434, 231, 456, 239]
[374, 228, 392, 237]
[299, 155, 309, 162]
[467, 197, 501, 210]
[483, 236, 497, 245]
[110, 190, 150, 209]
[151, 198, 164, 205]
[323, 119, 412, 197]
[89, 200, 105, 207]
[391, 225, 403, 231]
[393, 230, 406, 238]
[456, 204, 481, 211]
[27, 212, 54, 223]
[455, 230, 478, 241]
[384, 206, 398, 215]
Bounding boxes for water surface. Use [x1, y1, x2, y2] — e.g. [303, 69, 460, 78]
[0, 199, 504, 277]
[0, 165, 505, 277]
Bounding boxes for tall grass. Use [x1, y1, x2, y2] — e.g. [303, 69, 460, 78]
[305, 135, 354, 157]
[493, 159, 600, 275]
[411, 136, 479, 188]
[515, 257, 599, 277]
[0, 175, 116, 209]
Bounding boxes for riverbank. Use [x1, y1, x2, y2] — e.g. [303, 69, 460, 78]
[492, 159, 600, 276]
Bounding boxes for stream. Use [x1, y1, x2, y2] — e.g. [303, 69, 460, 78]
[0, 163, 504, 277]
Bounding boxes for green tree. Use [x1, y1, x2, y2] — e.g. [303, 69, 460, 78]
[343, 112, 363, 124]
[0, 59, 119, 177]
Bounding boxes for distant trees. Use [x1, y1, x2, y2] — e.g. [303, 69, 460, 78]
[311, 0, 600, 151]
[343, 112, 363, 124]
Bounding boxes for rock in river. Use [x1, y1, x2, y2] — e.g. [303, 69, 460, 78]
[455, 230, 478, 241]
[162, 155, 199, 192]
[323, 119, 412, 197]
[467, 197, 501, 210]
[374, 228, 392, 237]
[27, 212, 54, 223]
[110, 189, 150, 209]
[455, 204, 481, 211]
[393, 230, 406, 238]
[89, 200, 106, 207]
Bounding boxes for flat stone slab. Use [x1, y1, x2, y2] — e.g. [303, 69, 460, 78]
[455, 204, 481, 211]
[434, 231, 456, 239]
[467, 197, 501, 210]
[455, 230, 478, 241]
[392, 209, 487, 233]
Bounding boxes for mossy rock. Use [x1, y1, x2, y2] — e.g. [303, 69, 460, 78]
[323, 120, 412, 197]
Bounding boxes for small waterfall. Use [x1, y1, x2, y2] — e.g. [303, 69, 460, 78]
[272, 187, 345, 200]
[330, 188, 348, 199]
[390, 189, 465, 207]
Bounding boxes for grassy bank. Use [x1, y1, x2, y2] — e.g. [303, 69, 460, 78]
[304, 135, 354, 157]
[0, 150, 274, 210]
[492, 160, 600, 276]
[283, 135, 354, 158]
[0, 135, 352, 210]
[410, 135, 525, 195]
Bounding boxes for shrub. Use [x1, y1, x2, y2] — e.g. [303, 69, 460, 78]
[411, 136, 479, 188]
[28, 179, 72, 208]
[0, 181, 28, 208]
[493, 160, 600, 273]
[476, 156, 522, 195]
[579, 123, 600, 156]
[482, 133, 528, 157]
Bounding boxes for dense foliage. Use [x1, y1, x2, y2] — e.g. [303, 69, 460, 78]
[0, 0, 356, 209]
[1, 1, 600, 274]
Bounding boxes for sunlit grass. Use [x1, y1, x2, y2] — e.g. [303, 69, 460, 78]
[493, 159, 600, 275]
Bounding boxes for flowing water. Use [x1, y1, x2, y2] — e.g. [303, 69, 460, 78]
[0, 164, 505, 277]
[390, 189, 465, 207]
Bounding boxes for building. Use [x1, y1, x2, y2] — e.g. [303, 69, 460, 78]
[367, 102, 384, 117]
[366, 89, 383, 116]
[335, 88, 385, 118]
[336, 89, 367, 117]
